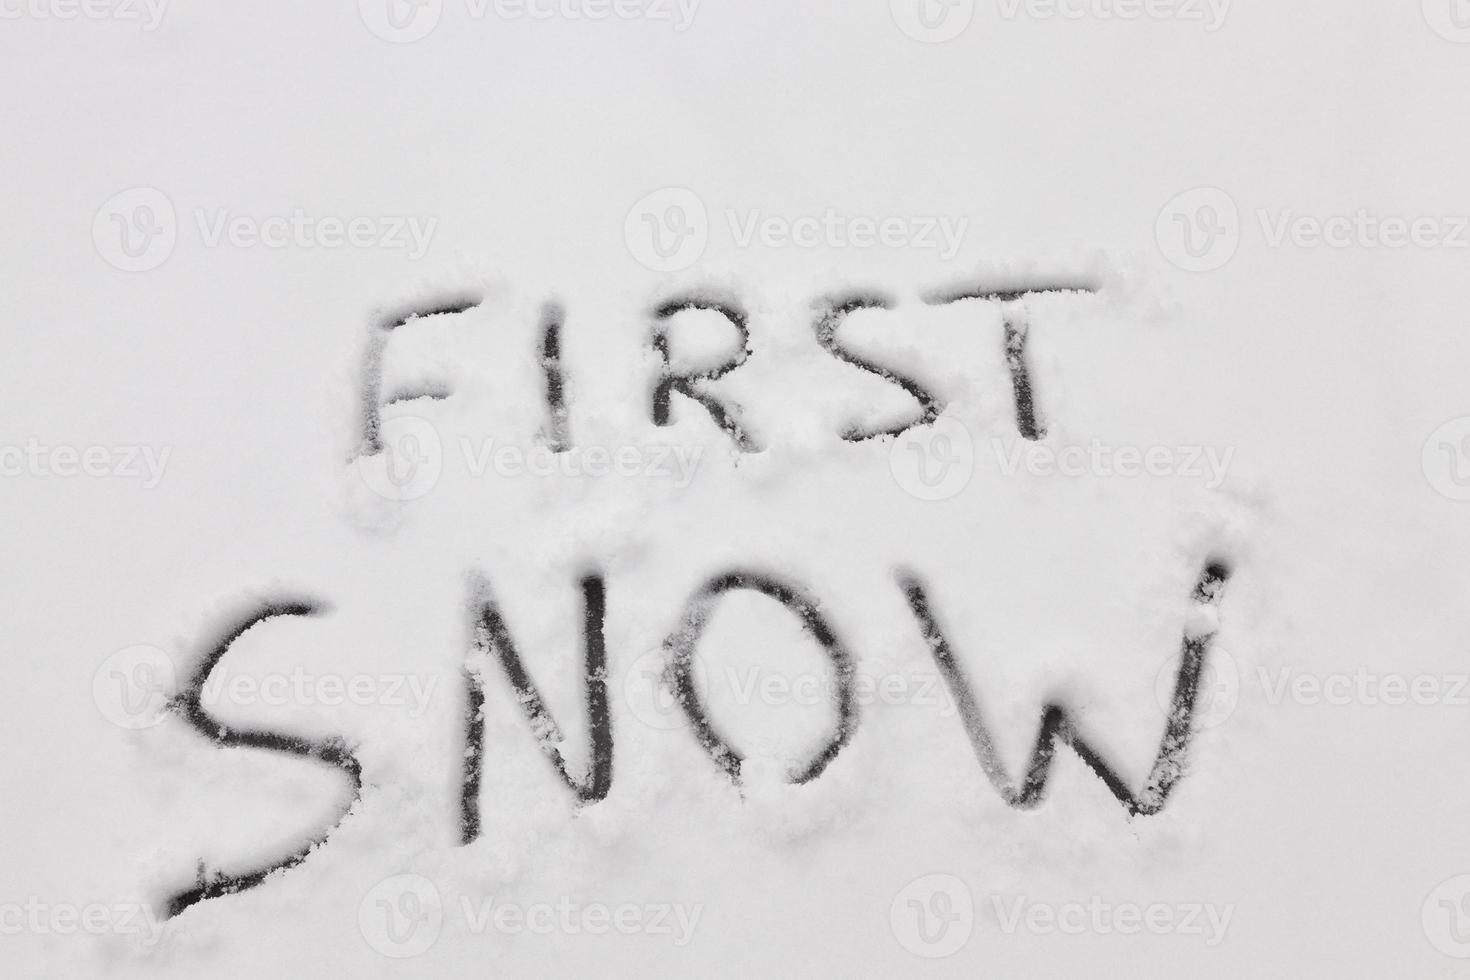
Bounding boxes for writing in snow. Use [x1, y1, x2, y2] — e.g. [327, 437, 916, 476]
[152, 279, 1239, 920]
[357, 280, 1098, 461]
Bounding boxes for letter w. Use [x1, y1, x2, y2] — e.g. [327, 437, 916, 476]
[897, 560, 1231, 815]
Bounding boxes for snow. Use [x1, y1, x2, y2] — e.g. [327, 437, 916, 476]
[3, 1, 1469, 976]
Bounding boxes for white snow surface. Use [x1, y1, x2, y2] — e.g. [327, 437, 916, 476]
[2, 2, 1469, 977]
